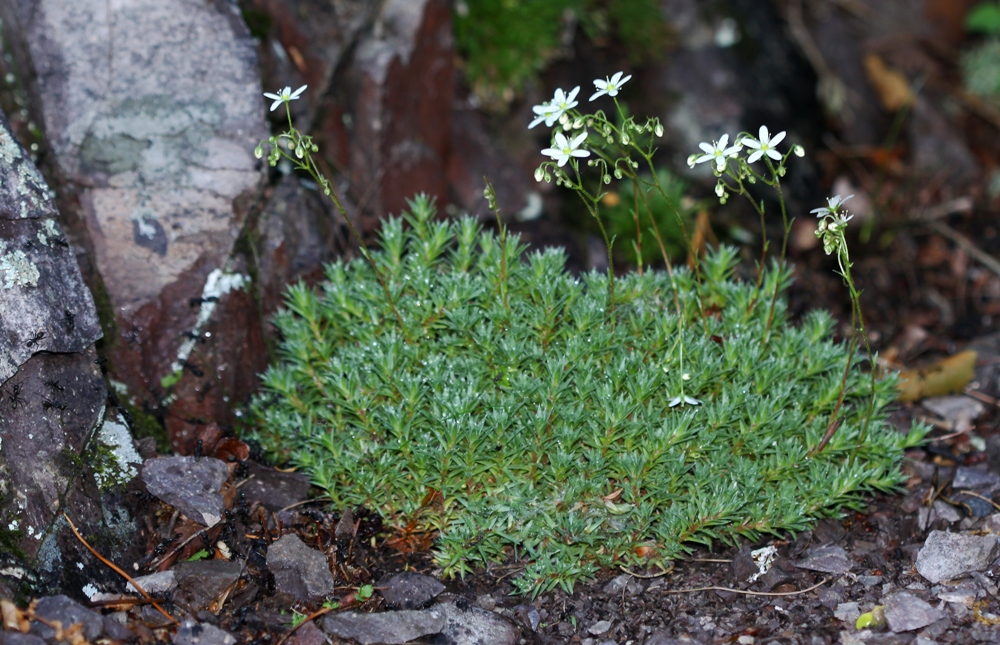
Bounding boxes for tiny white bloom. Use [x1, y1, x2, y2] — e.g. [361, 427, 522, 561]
[669, 395, 702, 408]
[694, 134, 742, 171]
[528, 101, 556, 129]
[541, 131, 590, 167]
[743, 126, 786, 163]
[543, 87, 580, 128]
[589, 71, 632, 101]
[811, 194, 854, 217]
[263, 84, 307, 112]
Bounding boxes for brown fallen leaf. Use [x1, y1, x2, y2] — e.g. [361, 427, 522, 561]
[863, 54, 914, 111]
[897, 350, 977, 402]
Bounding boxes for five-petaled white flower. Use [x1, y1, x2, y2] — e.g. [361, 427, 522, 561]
[530, 87, 580, 129]
[694, 134, 742, 172]
[743, 125, 786, 163]
[541, 131, 590, 167]
[528, 102, 557, 129]
[810, 194, 854, 217]
[264, 85, 307, 112]
[669, 394, 702, 408]
[589, 71, 632, 101]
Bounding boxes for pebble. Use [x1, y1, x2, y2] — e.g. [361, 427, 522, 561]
[379, 572, 446, 610]
[915, 531, 1000, 583]
[883, 592, 946, 633]
[589, 620, 612, 635]
[793, 544, 852, 575]
[267, 533, 337, 604]
[142, 456, 229, 527]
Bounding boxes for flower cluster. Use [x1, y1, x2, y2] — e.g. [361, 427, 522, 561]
[812, 194, 855, 258]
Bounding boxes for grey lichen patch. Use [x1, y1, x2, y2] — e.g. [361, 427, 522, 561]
[35, 220, 60, 247]
[0, 240, 40, 289]
[90, 407, 142, 491]
[0, 123, 49, 212]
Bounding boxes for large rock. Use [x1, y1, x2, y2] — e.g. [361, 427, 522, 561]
[0, 0, 267, 452]
[339, 0, 454, 220]
[0, 108, 142, 599]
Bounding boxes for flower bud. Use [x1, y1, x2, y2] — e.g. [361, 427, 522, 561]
[614, 168, 622, 179]
[793, 145, 805, 157]
[715, 183, 725, 198]
[573, 117, 584, 129]
[534, 167, 545, 182]
[655, 124, 664, 137]
[295, 146, 304, 159]
[604, 174, 611, 184]
[687, 155, 697, 169]
[254, 144, 263, 159]
[621, 133, 630, 145]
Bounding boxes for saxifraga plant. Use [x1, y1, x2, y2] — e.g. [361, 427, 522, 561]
[252, 78, 927, 596]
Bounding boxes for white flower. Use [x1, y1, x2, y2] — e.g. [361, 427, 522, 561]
[669, 395, 702, 407]
[528, 102, 557, 129]
[810, 194, 854, 217]
[528, 86, 580, 128]
[589, 71, 632, 101]
[263, 85, 307, 112]
[694, 134, 741, 171]
[541, 131, 590, 167]
[743, 126, 786, 163]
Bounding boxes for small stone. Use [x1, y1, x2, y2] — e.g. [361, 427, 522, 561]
[475, 594, 496, 611]
[173, 617, 236, 645]
[951, 492, 994, 518]
[936, 583, 979, 605]
[142, 456, 229, 526]
[883, 592, 946, 633]
[858, 575, 883, 587]
[173, 560, 242, 611]
[509, 604, 540, 632]
[643, 631, 687, 645]
[285, 621, 327, 645]
[834, 602, 861, 624]
[915, 531, 1000, 583]
[435, 595, 520, 645]
[240, 463, 312, 512]
[267, 533, 336, 604]
[602, 573, 643, 596]
[322, 610, 445, 645]
[589, 620, 612, 635]
[379, 571, 445, 610]
[30, 595, 104, 642]
[127, 570, 177, 594]
[793, 544, 852, 575]
[953, 466, 1000, 491]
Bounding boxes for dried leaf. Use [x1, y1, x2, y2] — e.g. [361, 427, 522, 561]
[897, 350, 977, 402]
[863, 54, 914, 111]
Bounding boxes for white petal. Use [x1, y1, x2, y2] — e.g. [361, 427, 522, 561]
[765, 149, 782, 161]
[743, 138, 762, 150]
[570, 149, 590, 158]
[289, 84, 308, 99]
[570, 131, 588, 148]
[698, 142, 715, 153]
[269, 99, 283, 111]
[758, 125, 769, 142]
[747, 150, 764, 163]
[769, 130, 786, 146]
[528, 114, 547, 129]
[566, 86, 580, 102]
[718, 134, 729, 148]
[619, 74, 632, 86]
[553, 132, 569, 147]
[695, 153, 715, 164]
[589, 90, 605, 102]
[263, 92, 281, 100]
[611, 71, 623, 84]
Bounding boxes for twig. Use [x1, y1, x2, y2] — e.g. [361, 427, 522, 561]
[623, 569, 832, 597]
[955, 490, 1000, 513]
[924, 220, 1000, 281]
[150, 522, 222, 570]
[63, 513, 176, 624]
[964, 387, 1000, 409]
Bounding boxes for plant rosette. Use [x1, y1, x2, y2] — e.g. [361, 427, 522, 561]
[251, 196, 925, 596]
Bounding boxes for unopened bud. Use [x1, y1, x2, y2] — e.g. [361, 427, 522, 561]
[534, 167, 545, 182]
[614, 168, 622, 179]
[793, 145, 805, 157]
[654, 124, 664, 137]
[254, 144, 263, 159]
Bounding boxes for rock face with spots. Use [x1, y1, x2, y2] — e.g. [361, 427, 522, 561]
[0, 0, 268, 452]
[0, 109, 142, 599]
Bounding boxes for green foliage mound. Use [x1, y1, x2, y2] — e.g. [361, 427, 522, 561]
[252, 196, 924, 595]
